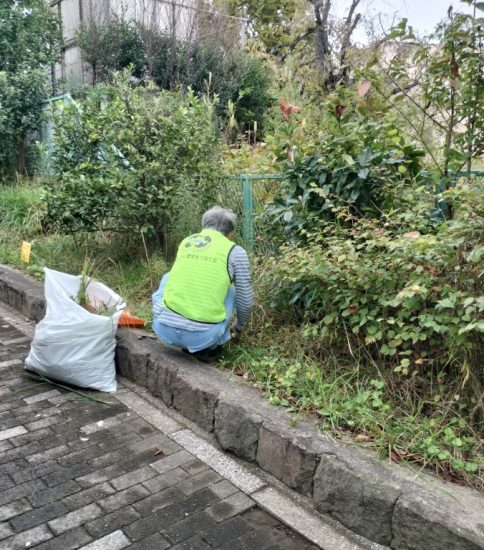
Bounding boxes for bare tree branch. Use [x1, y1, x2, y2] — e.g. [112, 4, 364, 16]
[371, 80, 443, 174]
[278, 26, 316, 62]
[307, 0, 362, 88]
[339, 0, 361, 61]
[391, 80, 419, 94]
[309, 0, 332, 67]
[337, 0, 362, 84]
[375, 55, 448, 132]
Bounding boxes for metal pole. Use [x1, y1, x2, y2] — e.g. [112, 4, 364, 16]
[242, 175, 254, 252]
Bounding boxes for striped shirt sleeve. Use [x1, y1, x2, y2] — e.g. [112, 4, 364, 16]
[228, 245, 254, 331]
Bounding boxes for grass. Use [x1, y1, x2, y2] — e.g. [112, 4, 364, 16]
[219, 267, 484, 489]
[222, 333, 483, 489]
[0, 180, 164, 324]
[1, 179, 482, 489]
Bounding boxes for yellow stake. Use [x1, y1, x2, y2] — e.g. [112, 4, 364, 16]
[20, 241, 31, 263]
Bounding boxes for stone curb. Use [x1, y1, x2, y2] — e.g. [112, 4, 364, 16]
[0, 265, 46, 322]
[1, 264, 483, 549]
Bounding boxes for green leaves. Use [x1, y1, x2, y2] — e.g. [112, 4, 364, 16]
[0, 0, 61, 71]
[0, 0, 61, 174]
[44, 71, 222, 238]
[387, 19, 416, 41]
[436, 295, 457, 309]
[77, 19, 146, 83]
[342, 154, 355, 166]
[264, 178, 483, 388]
[77, 20, 273, 139]
[386, 5, 484, 182]
[265, 107, 425, 237]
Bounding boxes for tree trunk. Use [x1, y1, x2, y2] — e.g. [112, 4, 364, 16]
[310, 0, 332, 74]
[16, 139, 26, 175]
[308, 0, 361, 89]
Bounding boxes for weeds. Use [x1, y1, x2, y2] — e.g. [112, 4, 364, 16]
[221, 343, 483, 488]
[72, 257, 123, 316]
[218, 262, 484, 489]
[0, 180, 164, 324]
[1, 180, 482, 489]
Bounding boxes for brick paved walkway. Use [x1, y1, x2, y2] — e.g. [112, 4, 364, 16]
[0, 308, 324, 550]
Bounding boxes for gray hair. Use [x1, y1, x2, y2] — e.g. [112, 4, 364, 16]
[202, 206, 236, 236]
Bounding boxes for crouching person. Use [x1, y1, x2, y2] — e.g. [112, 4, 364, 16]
[152, 206, 254, 362]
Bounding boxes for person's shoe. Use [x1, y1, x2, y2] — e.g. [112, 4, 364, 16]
[191, 346, 223, 363]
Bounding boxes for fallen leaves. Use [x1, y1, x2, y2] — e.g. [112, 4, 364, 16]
[390, 451, 402, 464]
[355, 434, 372, 442]
[402, 231, 421, 239]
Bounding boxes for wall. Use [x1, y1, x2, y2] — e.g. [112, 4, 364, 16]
[50, 0, 206, 90]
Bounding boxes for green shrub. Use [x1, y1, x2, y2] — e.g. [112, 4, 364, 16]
[152, 42, 274, 136]
[249, 181, 483, 482]
[265, 183, 483, 380]
[77, 19, 146, 84]
[0, 0, 61, 176]
[45, 71, 222, 241]
[77, 21, 274, 137]
[264, 103, 425, 238]
[152, 37, 224, 92]
[214, 55, 274, 137]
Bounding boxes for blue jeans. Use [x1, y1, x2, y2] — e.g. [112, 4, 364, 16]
[152, 273, 235, 353]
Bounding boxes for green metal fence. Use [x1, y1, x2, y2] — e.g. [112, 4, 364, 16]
[224, 171, 484, 252]
[38, 94, 72, 175]
[218, 174, 283, 253]
[35, 100, 482, 253]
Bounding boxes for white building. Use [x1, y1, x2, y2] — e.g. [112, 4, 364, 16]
[50, 0, 244, 89]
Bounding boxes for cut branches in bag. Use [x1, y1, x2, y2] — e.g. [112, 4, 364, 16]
[25, 267, 126, 392]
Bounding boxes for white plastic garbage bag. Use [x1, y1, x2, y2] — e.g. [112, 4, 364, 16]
[25, 267, 125, 393]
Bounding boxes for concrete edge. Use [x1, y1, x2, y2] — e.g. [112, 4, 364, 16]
[0, 264, 46, 322]
[114, 382, 385, 550]
[1, 263, 483, 550]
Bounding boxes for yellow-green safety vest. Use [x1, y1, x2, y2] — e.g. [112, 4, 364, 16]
[163, 229, 235, 323]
